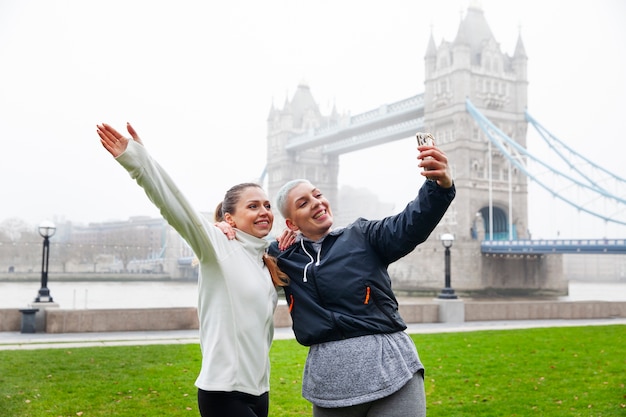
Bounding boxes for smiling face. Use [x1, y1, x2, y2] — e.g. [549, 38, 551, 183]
[284, 182, 333, 241]
[224, 186, 274, 238]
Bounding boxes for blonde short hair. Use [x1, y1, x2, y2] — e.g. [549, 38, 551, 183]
[275, 179, 312, 218]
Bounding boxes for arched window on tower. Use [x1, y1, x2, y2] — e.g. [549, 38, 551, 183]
[478, 206, 516, 240]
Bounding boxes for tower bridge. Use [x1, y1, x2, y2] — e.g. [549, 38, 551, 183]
[264, 5, 625, 296]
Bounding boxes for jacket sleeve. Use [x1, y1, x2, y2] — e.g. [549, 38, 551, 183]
[365, 180, 455, 264]
[115, 140, 219, 263]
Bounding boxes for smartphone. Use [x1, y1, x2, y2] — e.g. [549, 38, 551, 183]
[416, 132, 435, 178]
[416, 132, 434, 147]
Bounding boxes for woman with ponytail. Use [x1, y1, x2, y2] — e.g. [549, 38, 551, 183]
[97, 122, 287, 417]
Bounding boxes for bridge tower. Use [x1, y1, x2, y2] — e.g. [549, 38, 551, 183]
[406, 5, 566, 296]
[424, 4, 530, 242]
[266, 83, 341, 219]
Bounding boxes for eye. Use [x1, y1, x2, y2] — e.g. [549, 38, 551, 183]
[264, 203, 271, 210]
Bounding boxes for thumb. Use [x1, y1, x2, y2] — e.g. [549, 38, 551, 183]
[126, 122, 144, 145]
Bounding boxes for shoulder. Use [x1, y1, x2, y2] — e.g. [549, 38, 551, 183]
[267, 240, 280, 256]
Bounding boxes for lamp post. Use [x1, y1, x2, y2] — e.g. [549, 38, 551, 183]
[438, 233, 457, 299]
[35, 220, 56, 303]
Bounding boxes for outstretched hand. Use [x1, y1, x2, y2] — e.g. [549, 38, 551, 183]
[417, 143, 454, 189]
[97, 122, 143, 158]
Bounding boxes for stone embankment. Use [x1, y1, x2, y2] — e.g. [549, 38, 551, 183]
[2, 299, 625, 333]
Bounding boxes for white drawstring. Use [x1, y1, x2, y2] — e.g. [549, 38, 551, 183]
[300, 239, 313, 283]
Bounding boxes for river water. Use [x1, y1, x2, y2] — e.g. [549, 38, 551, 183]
[1, 280, 625, 310]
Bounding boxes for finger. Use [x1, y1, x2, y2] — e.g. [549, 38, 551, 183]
[96, 125, 117, 147]
[126, 122, 144, 145]
[126, 122, 139, 140]
[101, 123, 124, 139]
[126, 122, 137, 137]
[97, 123, 126, 146]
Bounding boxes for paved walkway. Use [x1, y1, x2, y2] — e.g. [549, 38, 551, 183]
[1, 318, 624, 351]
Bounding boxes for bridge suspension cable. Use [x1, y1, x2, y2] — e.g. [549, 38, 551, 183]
[466, 98, 626, 227]
[525, 111, 626, 192]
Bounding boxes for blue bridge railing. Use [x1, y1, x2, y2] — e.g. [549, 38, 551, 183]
[481, 239, 626, 254]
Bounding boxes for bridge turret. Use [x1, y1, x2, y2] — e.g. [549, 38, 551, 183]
[512, 31, 529, 112]
[424, 30, 437, 78]
[265, 82, 339, 229]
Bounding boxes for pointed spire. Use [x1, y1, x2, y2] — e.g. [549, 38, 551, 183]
[290, 82, 319, 117]
[425, 25, 437, 58]
[453, 5, 496, 59]
[331, 98, 338, 117]
[267, 97, 277, 120]
[514, 27, 527, 59]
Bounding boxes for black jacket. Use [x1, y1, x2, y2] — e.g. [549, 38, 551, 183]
[269, 180, 456, 346]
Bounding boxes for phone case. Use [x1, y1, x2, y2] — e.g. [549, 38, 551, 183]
[416, 132, 435, 146]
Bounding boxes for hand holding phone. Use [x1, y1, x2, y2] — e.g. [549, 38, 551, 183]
[416, 132, 436, 179]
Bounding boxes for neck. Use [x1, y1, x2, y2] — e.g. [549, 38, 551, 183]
[303, 228, 331, 242]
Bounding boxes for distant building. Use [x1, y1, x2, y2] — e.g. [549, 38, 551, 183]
[65, 215, 209, 278]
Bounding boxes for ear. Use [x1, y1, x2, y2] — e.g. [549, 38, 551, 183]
[224, 213, 236, 228]
[285, 218, 299, 232]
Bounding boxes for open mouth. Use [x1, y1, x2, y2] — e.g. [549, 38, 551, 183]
[313, 210, 326, 220]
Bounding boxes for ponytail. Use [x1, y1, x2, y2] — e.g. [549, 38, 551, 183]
[214, 201, 224, 222]
[262, 254, 289, 287]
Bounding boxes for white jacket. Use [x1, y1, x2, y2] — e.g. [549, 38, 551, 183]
[116, 140, 278, 395]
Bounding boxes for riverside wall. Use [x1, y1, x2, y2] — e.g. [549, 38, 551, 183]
[2, 300, 625, 334]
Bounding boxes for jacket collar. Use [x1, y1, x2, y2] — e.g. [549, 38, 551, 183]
[234, 229, 270, 254]
[296, 227, 345, 245]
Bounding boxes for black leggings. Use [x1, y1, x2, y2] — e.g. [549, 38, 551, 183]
[197, 389, 269, 417]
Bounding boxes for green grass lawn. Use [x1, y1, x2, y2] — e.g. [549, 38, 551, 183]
[0, 325, 624, 416]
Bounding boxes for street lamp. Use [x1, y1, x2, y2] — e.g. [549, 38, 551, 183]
[35, 220, 56, 303]
[437, 233, 457, 299]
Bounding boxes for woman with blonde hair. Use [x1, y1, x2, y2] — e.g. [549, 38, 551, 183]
[268, 141, 455, 417]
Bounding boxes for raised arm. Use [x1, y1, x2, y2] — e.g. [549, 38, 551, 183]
[96, 122, 220, 263]
[366, 142, 456, 263]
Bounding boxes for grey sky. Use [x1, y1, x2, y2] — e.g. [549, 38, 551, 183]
[1, 0, 625, 239]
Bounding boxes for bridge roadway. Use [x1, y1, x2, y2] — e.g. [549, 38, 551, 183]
[481, 238, 626, 254]
[285, 93, 425, 155]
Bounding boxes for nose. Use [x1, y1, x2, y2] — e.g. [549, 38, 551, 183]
[311, 197, 324, 208]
